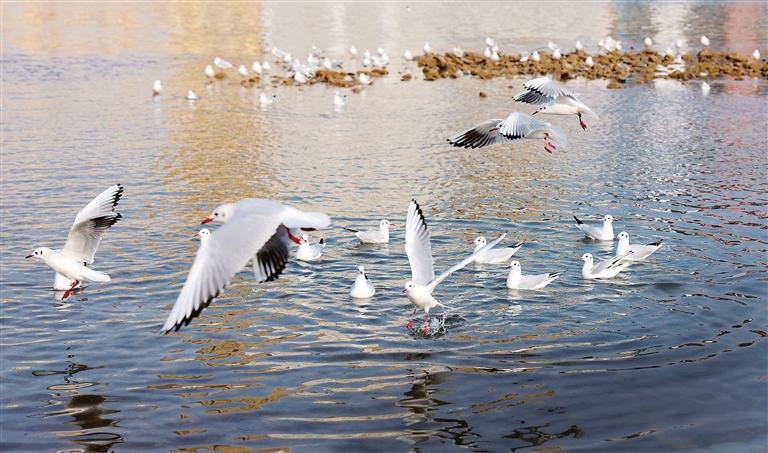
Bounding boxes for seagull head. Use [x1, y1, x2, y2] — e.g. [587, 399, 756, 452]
[202, 203, 235, 224]
[194, 228, 211, 242]
[508, 260, 521, 269]
[604, 215, 615, 224]
[26, 247, 51, 260]
[473, 236, 487, 247]
[357, 265, 366, 275]
[380, 219, 392, 229]
[403, 280, 416, 293]
[581, 253, 593, 263]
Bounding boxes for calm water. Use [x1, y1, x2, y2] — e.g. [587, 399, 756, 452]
[2, 2, 767, 452]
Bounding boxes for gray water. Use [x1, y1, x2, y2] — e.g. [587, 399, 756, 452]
[1, 2, 767, 452]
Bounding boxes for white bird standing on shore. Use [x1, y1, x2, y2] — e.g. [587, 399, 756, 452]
[574, 215, 615, 241]
[259, 93, 276, 107]
[423, 42, 432, 53]
[585, 56, 594, 67]
[295, 234, 325, 261]
[358, 73, 371, 85]
[581, 252, 632, 279]
[447, 111, 568, 154]
[349, 46, 358, 56]
[205, 64, 216, 80]
[644, 37, 654, 49]
[333, 91, 347, 106]
[531, 51, 541, 62]
[752, 49, 761, 60]
[700, 35, 710, 47]
[403, 199, 504, 334]
[403, 49, 414, 61]
[506, 261, 561, 290]
[252, 61, 263, 75]
[161, 199, 331, 333]
[185, 90, 198, 101]
[152, 80, 162, 96]
[349, 266, 375, 298]
[616, 232, 662, 261]
[345, 219, 391, 244]
[26, 185, 123, 299]
[552, 49, 562, 60]
[214, 57, 233, 69]
[575, 40, 583, 51]
[513, 76, 599, 130]
[472, 236, 523, 264]
[238, 64, 249, 79]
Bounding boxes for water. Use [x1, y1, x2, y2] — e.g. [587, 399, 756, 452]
[2, 2, 767, 452]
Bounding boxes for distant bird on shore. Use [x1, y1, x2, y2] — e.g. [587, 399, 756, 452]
[575, 40, 583, 51]
[185, 90, 198, 101]
[700, 35, 710, 47]
[161, 199, 331, 333]
[574, 215, 614, 241]
[513, 76, 599, 130]
[333, 91, 347, 106]
[205, 64, 215, 80]
[152, 80, 162, 96]
[358, 73, 371, 85]
[26, 185, 123, 299]
[701, 80, 710, 96]
[403, 49, 414, 61]
[447, 112, 568, 154]
[585, 56, 594, 67]
[259, 93, 276, 107]
[423, 42, 432, 53]
[252, 61, 263, 75]
[752, 49, 761, 60]
[644, 37, 653, 49]
[214, 57, 233, 70]
[238, 65, 249, 79]
[349, 46, 358, 56]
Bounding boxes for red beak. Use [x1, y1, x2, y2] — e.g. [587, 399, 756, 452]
[201, 217, 213, 224]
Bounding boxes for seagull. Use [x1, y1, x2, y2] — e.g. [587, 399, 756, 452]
[585, 56, 594, 67]
[484, 47, 492, 58]
[512, 76, 599, 130]
[293, 71, 307, 84]
[531, 51, 541, 62]
[295, 234, 325, 261]
[252, 61, 263, 74]
[214, 57, 233, 70]
[753, 49, 761, 60]
[490, 50, 500, 62]
[194, 228, 211, 245]
[205, 64, 216, 80]
[575, 40, 584, 51]
[447, 111, 568, 154]
[423, 42, 432, 53]
[185, 90, 198, 101]
[700, 35, 710, 47]
[358, 73, 371, 85]
[152, 80, 162, 96]
[259, 93, 276, 107]
[349, 265, 375, 298]
[547, 41, 558, 51]
[161, 199, 331, 333]
[238, 64, 249, 79]
[701, 80, 710, 96]
[403, 199, 504, 334]
[644, 37, 654, 49]
[574, 215, 615, 241]
[485, 36, 496, 47]
[403, 49, 414, 61]
[472, 236, 523, 264]
[552, 49, 562, 60]
[453, 47, 464, 57]
[616, 232, 662, 261]
[262, 61, 272, 72]
[26, 185, 123, 299]
[345, 219, 391, 244]
[506, 261, 561, 290]
[581, 252, 632, 280]
[349, 45, 358, 56]
[675, 39, 684, 50]
[333, 91, 348, 106]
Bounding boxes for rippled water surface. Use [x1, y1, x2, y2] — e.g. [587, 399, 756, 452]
[2, 2, 767, 452]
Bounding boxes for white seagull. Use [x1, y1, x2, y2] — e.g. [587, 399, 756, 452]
[345, 219, 391, 244]
[616, 232, 662, 261]
[403, 49, 414, 61]
[295, 234, 325, 261]
[472, 236, 523, 264]
[349, 265, 375, 298]
[403, 199, 504, 334]
[161, 199, 331, 333]
[513, 76, 599, 130]
[238, 64, 249, 79]
[447, 111, 568, 154]
[259, 93, 276, 107]
[752, 49, 761, 60]
[575, 40, 584, 51]
[701, 80, 711, 96]
[214, 57, 233, 70]
[194, 228, 211, 245]
[185, 90, 198, 101]
[585, 55, 594, 67]
[644, 37, 654, 49]
[252, 61, 263, 75]
[358, 73, 371, 85]
[349, 46, 358, 56]
[506, 261, 561, 290]
[333, 91, 348, 106]
[423, 42, 432, 53]
[205, 64, 216, 80]
[574, 214, 615, 241]
[26, 185, 123, 299]
[700, 36, 710, 47]
[581, 252, 632, 280]
[152, 80, 162, 96]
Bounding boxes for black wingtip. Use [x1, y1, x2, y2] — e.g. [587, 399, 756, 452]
[649, 240, 663, 247]
[343, 227, 359, 233]
[549, 272, 563, 278]
[511, 241, 525, 248]
[573, 215, 583, 225]
[319, 238, 325, 245]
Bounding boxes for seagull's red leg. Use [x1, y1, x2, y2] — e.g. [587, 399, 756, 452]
[405, 308, 417, 329]
[421, 313, 430, 335]
[578, 112, 587, 130]
[62, 280, 79, 299]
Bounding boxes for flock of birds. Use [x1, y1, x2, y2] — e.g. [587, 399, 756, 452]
[26, 187, 662, 336]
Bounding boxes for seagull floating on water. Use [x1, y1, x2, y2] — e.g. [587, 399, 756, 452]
[349, 46, 358, 56]
[513, 76, 599, 130]
[161, 199, 331, 333]
[616, 232, 662, 261]
[345, 219, 391, 244]
[581, 252, 632, 279]
[152, 80, 162, 96]
[574, 215, 615, 241]
[295, 234, 325, 261]
[26, 185, 123, 299]
[506, 261, 561, 290]
[447, 111, 568, 154]
[403, 199, 504, 334]
[349, 266, 375, 298]
[472, 236, 523, 264]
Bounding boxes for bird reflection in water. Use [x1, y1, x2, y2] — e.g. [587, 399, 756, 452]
[397, 369, 483, 449]
[504, 423, 584, 451]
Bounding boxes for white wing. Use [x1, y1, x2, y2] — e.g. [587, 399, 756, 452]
[427, 233, 506, 292]
[405, 199, 435, 286]
[513, 76, 575, 105]
[498, 112, 550, 140]
[447, 119, 521, 149]
[595, 251, 633, 274]
[61, 184, 123, 264]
